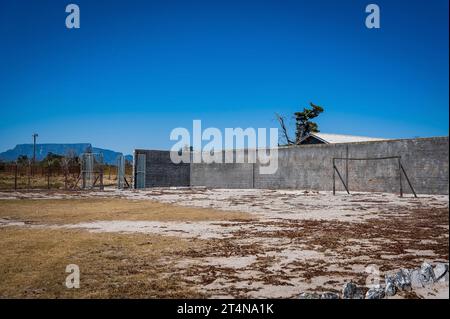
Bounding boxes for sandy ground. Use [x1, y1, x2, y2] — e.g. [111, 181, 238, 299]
[0, 188, 448, 298]
[1, 187, 447, 221]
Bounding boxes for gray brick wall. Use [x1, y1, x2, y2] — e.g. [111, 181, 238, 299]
[134, 150, 190, 188]
[192, 137, 449, 195]
[135, 137, 449, 195]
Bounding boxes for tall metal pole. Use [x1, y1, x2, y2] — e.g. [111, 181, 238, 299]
[14, 162, 18, 190]
[398, 157, 403, 197]
[332, 158, 336, 195]
[345, 145, 349, 190]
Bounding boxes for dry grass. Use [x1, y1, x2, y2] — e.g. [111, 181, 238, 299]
[0, 172, 129, 190]
[1, 192, 447, 298]
[0, 197, 252, 298]
[0, 198, 253, 224]
[0, 227, 208, 298]
[0, 172, 65, 189]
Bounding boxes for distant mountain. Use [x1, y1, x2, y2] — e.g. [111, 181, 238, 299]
[0, 143, 133, 165]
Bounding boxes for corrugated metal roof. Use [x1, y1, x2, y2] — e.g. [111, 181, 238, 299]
[309, 133, 387, 144]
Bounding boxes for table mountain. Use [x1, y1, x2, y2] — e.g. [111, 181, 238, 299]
[0, 143, 133, 165]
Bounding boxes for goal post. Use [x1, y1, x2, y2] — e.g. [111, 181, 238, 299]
[332, 156, 417, 198]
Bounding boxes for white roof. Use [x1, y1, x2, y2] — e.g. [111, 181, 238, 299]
[309, 133, 387, 144]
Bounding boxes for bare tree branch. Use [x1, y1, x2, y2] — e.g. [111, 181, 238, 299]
[275, 113, 294, 145]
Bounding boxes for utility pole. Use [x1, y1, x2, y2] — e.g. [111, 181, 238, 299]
[32, 133, 38, 176]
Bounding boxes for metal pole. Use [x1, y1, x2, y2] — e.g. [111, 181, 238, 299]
[252, 162, 255, 189]
[400, 163, 418, 198]
[100, 154, 104, 190]
[398, 157, 403, 197]
[14, 163, 18, 190]
[335, 165, 350, 194]
[100, 165, 104, 190]
[82, 154, 86, 189]
[345, 145, 349, 190]
[32, 133, 38, 176]
[47, 163, 50, 189]
[27, 162, 31, 189]
[332, 159, 336, 195]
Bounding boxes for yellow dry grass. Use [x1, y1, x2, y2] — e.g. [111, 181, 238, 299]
[0, 198, 253, 224]
[0, 198, 253, 298]
[0, 172, 128, 189]
[0, 227, 207, 298]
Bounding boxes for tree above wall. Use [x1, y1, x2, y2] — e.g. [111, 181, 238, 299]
[276, 102, 324, 146]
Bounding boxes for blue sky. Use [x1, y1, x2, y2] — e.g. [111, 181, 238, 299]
[0, 0, 448, 155]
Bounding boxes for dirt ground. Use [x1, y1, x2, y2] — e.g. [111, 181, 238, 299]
[0, 188, 448, 298]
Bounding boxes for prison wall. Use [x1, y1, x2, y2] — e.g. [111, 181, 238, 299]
[134, 149, 190, 188]
[190, 137, 449, 195]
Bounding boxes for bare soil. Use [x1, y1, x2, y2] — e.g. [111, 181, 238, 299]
[0, 188, 448, 298]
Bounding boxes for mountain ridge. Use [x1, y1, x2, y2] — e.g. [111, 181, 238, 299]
[0, 143, 133, 165]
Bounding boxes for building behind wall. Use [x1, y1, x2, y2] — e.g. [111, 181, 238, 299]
[298, 133, 386, 145]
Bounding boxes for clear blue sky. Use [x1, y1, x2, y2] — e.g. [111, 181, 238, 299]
[0, 0, 448, 155]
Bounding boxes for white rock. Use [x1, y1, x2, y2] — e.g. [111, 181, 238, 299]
[342, 282, 364, 299]
[410, 269, 424, 288]
[365, 287, 385, 299]
[438, 271, 449, 285]
[420, 262, 435, 285]
[394, 269, 412, 291]
[298, 292, 320, 299]
[320, 292, 340, 299]
[433, 263, 448, 281]
[385, 281, 396, 297]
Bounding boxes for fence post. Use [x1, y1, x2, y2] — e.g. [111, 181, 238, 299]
[14, 163, 18, 190]
[47, 164, 51, 189]
[27, 162, 31, 189]
[398, 157, 403, 197]
[100, 165, 104, 190]
[332, 158, 335, 195]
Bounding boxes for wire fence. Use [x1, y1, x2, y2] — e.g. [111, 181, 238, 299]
[0, 162, 132, 191]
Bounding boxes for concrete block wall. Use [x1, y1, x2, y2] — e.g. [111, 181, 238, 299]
[136, 137, 449, 194]
[191, 137, 449, 195]
[134, 149, 190, 188]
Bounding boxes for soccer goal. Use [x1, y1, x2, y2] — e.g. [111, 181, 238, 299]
[332, 156, 417, 197]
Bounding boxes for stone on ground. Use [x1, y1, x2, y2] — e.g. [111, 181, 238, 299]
[321, 292, 340, 299]
[342, 282, 364, 299]
[365, 287, 385, 299]
[298, 292, 320, 299]
[394, 269, 412, 291]
[433, 263, 448, 281]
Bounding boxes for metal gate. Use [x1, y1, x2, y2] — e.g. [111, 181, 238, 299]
[135, 153, 146, 189]
[80, 153, 104, 190]
[117, 155, 125, 189]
